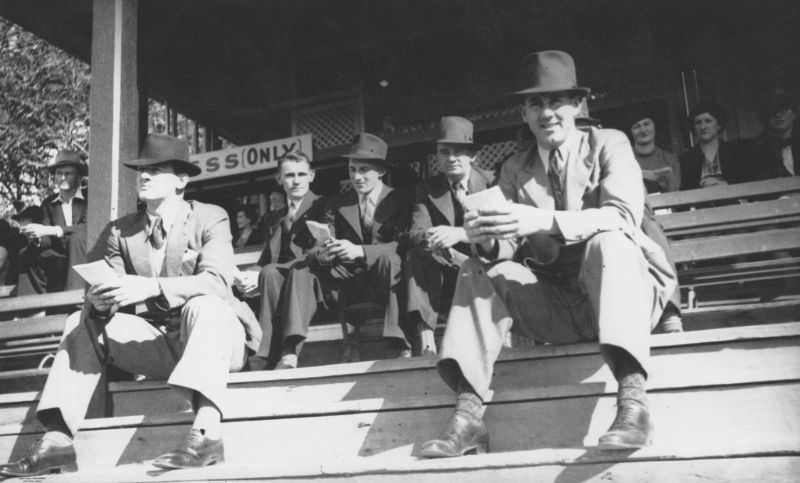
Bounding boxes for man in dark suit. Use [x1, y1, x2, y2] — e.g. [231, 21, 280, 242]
[748, 90, 798, 179]
[274, 133, 413, 368]
[18, 150, 88, 294]
[421, 51, 676, 458]
[406, 116, 494, 355]
[0, 134, 261, 477]
[235, 151, 325, 370]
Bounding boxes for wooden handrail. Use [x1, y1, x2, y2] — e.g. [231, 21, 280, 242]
[0, 289, 83, 315]
[657, 197, 800, 237]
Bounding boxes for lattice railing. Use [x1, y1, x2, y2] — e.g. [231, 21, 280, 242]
[292, 98, 363, 150]
[427, 140, 518, 177]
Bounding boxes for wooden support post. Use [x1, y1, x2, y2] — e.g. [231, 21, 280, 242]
[87, 0, 141, 246]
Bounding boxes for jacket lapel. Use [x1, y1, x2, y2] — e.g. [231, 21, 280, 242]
[564, 130, 593, 211]
[521, 147, 555, 210]
[427, 175, 455, 225]
[122, 211, 153, 277]
[163, 200, 191, 277]
[372, 185, 394, 232]
[339, 190, 363, 241]
[467, 168, 490, 194]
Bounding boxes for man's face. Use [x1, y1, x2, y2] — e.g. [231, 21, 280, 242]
[437, 143, 476, 181]
[348, 159, 384, 195]
[520, 94, 581, 149]
[278, 160, 314, 201]
[767, 107, 797, 134]
[53, 166, 80, 192]
[692, 112, 722, 143]
[630, 118, 656, 145]
[136, 163, 188, 202]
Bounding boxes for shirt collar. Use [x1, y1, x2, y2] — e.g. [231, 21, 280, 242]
[52, 189, 84, 205]
[538, 129, 581, 174]
[361, 180, 385, 205]
[146, 208, 176, 237]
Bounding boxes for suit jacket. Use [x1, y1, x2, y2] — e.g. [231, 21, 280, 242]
[746, 132, 800, 179]
[409, 167, 495, 255]
[678, 140, 763, 190]
[325, 186, 413, 268]
[91, 199, 262, 351]
[256, 192, 325, 266]
[37, 189, 88, 255]
[496, 127, 675, 292]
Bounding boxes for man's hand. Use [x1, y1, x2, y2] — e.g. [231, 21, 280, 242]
[464, 204, 555, 243]
[425, 225, 468, 250]
[234, 270, 260, 297]
[86, 284, 117, 313]
[324, 238, 365, 262]
[20, 223, 62, 241]
[92, 275, 160, 308]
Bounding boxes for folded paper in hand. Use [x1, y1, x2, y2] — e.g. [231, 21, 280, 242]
[305, 220, 332, 242]
[71, 260, 120, 286]
[461, 185, 508, 213]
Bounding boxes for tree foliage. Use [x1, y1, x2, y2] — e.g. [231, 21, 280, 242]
[0, 18, 90, 212]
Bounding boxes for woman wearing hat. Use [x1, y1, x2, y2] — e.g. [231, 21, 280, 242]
[627, 112, 681, 193]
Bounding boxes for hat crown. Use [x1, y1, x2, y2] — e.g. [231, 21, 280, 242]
[346, 132, 388, 161]
[514, 50, 589, 96]
[140, 133, 189, 162]
[437, 116, 475, 144]
[48, 149, 87, 173]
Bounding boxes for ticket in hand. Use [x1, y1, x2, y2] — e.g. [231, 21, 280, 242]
[71, 260, 120, 286]
[305, 220, 332, 242]
[461, 185, 509, 213]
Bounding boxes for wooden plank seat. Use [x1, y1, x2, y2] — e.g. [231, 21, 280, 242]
[647, 176, 800, 211]
[0, 322, 797, 480]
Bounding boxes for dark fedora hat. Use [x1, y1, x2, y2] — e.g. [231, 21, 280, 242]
[343, 132, 391, 167]
[512, 50, 590, 97]
[47, 149, 87, 175]
[123, 133, 201, 176]
[436, 116, 483, 148]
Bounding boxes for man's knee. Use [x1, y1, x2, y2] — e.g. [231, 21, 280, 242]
[373, 251, 402, 276]
[182, 295, 232, 325]
[584, 230, 635, 260]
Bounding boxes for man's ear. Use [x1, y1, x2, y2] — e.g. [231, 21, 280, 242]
[308, 170, 316, 182]
[519, 104, 528, 123]
[176, 173, 190, 191]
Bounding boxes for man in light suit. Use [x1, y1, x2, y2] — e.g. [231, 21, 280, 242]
[18, 150, 89, 294]
[235, 151, 325, 370]
[406, 117, 494, 355]
[0, 134, 261, 477]
[275, 133, 414, 368]
[421, 51, 677, 457]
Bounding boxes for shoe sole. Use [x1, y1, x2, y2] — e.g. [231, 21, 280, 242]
[152, 456, 224, 470]
[419, 442, 489, 458]
[0, 463, 78, 477]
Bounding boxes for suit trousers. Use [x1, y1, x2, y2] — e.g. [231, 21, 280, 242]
[37, 295, 246, 436]
[256, 263, 294, 360]
[281, 251, 408, 354]
[405, 245, 459, 331]
[437, 231, 666, 400]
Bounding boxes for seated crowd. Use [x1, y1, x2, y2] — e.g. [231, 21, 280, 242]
[0, 49, 797, 477]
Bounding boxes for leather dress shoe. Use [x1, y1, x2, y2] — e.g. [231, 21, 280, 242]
[0, 437, 77, 477]
[152, 430, 224, 469]
[597, 400, 653, 449]
[274, 353, 298, 369]
[420, 412, 489, 458]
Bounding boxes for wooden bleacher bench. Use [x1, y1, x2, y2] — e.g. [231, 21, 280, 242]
[648, 177, 800, 308]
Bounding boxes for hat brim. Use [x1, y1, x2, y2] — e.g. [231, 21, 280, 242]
[47, 161, 88, 176]
[343, 155, 394, 168]
[123, 158, 202, 177]
[511, 86, 591, 97]
[435, 140, 484, 150]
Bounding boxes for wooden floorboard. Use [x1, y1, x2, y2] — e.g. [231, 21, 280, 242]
[0, 382, 797, 473]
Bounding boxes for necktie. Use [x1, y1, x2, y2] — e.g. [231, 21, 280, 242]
[285, 201, 298, 230]
[150, 216, 166, 250]
[451, 181, 467, 207]
[548, 148, 565, 210]
[361, 195, 374, 230]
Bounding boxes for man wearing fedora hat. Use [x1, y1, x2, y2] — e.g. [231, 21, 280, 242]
[406, 116, 494, 355]
[747, 90, 799, 179]
[420, 50, 677, 457]
[17, 149, 89, 294]
[0, 134, 262, 476]
[274, 133, 414, 367]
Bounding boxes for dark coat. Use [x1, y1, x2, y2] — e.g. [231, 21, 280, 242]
[256, 192, 325, 266]
[678, 140, 764, 190]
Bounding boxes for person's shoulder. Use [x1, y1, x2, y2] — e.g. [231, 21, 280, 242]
[587, 127, 630, 147]
[188, 200, 228, 218]
[472, 165, 495, 184]
[42, 193, 59, 205]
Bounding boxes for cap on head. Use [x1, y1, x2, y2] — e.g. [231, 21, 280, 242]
[47, 150, 87, 176]
[123, 133, 201, 176]
[689, 100, 727, 129]
[436, 116, 482, 148]
[512, 50, 591, 98]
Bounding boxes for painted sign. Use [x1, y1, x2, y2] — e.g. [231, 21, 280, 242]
[190, 133, 313, 181]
